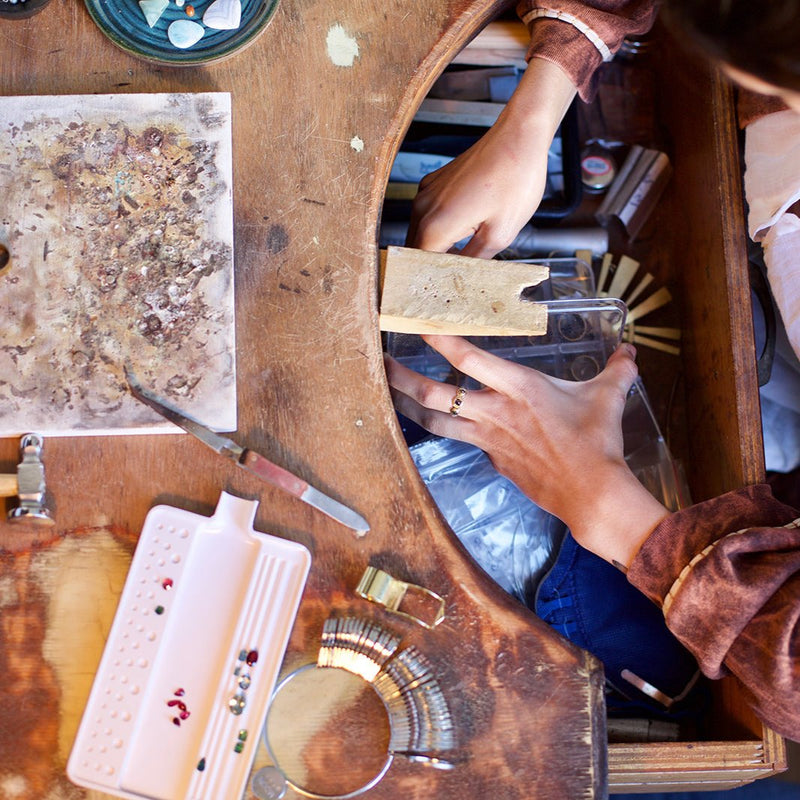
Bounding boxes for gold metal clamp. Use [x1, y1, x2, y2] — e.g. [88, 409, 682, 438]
[355, 566, 446, 630]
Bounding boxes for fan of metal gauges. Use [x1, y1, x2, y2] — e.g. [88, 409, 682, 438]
[256, 615, 455, 800]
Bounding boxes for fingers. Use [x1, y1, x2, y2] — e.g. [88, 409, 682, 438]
[455, 223, 515, 260]
[408, 197, 478, 255]
[406, 169, 467, 254]
[384, 354, 483, 443]
[384, 353, 477, 419]
[421, 334, 555, 398]
[409, 196, 525, 260]
[596, 343, 639, 400]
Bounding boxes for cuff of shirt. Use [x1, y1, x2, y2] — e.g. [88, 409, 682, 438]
[523, 18, 605, 101]
[627, 484, 797, 607]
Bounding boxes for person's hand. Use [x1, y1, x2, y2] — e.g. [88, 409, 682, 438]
[385, 336, 670, 567]
[406, 59, 577, 259]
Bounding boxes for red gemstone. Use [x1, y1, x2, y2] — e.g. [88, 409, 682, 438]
[162, 578, 174, 591]
[179, 710, 190, 720]
[174, 688, 185, 696]
[173, 717, 181, 726]
[245, 650, 258, 666]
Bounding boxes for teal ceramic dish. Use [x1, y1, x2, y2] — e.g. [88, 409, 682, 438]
[0, 0, 54, 19]
[84, 0, 280, 65]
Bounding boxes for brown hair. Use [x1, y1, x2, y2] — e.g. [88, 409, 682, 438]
[663, 0, 800, 92]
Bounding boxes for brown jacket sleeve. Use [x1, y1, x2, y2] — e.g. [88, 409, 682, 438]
[516, 0, 659, 100]
[628, 485, 800, 741]
[737, 90, 788, 129]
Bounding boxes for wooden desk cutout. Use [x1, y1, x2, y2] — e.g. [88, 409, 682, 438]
[0, 2, 607, 798]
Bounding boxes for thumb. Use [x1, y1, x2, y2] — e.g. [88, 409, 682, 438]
[597, 343, 639, 399]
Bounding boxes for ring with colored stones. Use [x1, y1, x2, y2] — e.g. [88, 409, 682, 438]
[449, 387, 467, 416]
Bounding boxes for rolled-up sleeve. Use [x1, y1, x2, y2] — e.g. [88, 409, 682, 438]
[516, 1, 659, 100]
[628, 484, 800, 741]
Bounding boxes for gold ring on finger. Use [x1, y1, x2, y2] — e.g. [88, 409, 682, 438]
[449, 387, 467, 416]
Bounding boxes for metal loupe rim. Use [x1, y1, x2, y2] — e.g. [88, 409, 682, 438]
[262, 663, 395, 800]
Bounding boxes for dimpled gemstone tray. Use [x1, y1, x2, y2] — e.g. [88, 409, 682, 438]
[67, 491, 311, 800]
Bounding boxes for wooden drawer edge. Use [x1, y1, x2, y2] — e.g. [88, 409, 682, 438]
[608, 728, 787, 792]
[609, 772, 775, 794]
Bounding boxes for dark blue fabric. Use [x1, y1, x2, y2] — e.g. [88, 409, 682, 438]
[533, 532, 708, 719]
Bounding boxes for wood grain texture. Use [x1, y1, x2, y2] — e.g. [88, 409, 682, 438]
[379, 246, 548, 335]
[651, 25, 765, 499]
[0, 2, 606, 799]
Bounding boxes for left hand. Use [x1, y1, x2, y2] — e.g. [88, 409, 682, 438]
[405, 59, 578, 259]
[385, 335, 669, 567]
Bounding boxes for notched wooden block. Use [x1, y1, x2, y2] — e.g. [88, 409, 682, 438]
[379, 246, 549, 336]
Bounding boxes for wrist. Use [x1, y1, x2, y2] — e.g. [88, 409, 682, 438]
[562, 464, 670, 568]
[500, 58, 578, 140]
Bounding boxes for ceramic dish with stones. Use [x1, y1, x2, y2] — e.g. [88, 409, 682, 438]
[83, 0, 280, 65]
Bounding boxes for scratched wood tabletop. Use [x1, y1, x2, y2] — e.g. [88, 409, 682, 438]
[0, 2, 607, 798]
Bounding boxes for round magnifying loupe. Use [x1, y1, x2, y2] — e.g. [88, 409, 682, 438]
[259, 664, 394, 800]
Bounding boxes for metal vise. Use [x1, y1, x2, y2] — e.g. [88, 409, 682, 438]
[0, 433, 54, 526]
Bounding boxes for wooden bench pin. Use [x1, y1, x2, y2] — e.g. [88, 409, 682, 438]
[379, 246, 549, 337]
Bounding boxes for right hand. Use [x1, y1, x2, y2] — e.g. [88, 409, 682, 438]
[385, 337, 670, 567]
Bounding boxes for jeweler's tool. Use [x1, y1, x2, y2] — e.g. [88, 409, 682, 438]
[125, 368, 369, 533]
[0, 433, 55, 526]
[355, 566, 446, 629]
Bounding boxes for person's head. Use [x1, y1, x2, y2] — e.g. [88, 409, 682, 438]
[663, 0, 800, 111]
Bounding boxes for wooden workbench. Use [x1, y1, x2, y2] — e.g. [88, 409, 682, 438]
[0, 2, 607, 798]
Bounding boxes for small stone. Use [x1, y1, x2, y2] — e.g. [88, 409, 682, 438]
[138, 0, 168, 27]
[185, 4, 195, 16]
[233, 741, 244, 753]
[167, 19, 204, 49]
[197, 758, 206, 771]
[203, 0, 241, 30]
[228, 694, 246, 715]
[245, 649, 258, 666]
[155, 605, 165, 615]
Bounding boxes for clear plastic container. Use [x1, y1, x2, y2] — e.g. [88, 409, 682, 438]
[385, 297, 626, 386]
[623, 378, 692, 512]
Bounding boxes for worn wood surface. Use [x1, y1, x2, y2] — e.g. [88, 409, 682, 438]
[379, 246, 549, 336]
[0, 2, 607, 799]
[652, 31, 766, 498]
